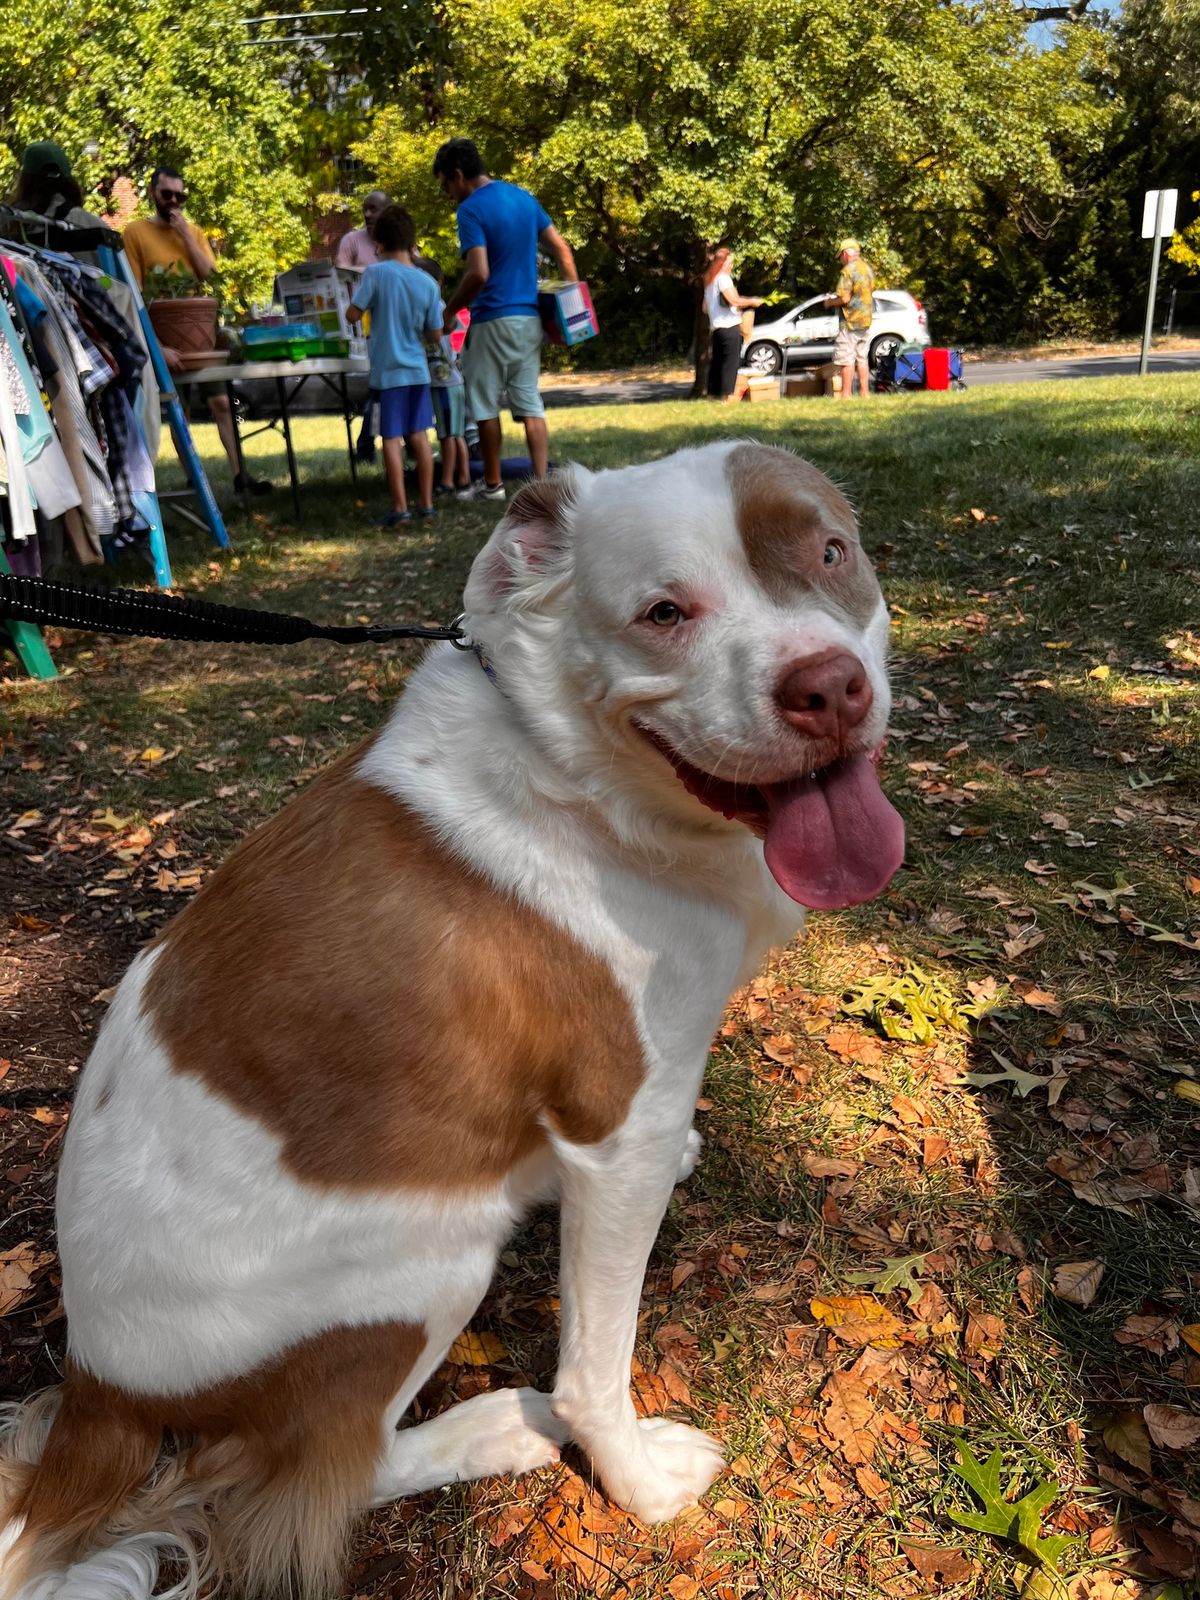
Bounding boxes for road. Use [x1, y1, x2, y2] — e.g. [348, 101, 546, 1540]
[540, 348, 1200, 408]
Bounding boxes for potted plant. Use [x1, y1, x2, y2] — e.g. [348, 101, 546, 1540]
[143, 261, 218, 359]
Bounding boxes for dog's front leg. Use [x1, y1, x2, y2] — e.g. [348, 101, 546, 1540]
[550, 1119, 724, 1523]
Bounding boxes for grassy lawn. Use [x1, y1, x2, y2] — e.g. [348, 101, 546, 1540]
[2, 377, 1199, 1600]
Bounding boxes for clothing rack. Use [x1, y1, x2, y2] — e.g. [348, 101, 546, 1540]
[0, 210, 225, 678]
[94, 244, 230, 561]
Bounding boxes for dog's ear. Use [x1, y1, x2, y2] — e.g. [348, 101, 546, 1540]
[465, 467, 587, 608]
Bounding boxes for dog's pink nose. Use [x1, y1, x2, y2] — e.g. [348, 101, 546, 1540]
[777, 649, 873, 740]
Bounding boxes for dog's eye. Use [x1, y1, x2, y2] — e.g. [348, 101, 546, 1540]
[646, 601, 684, 627]
[823, 540, 846, 568]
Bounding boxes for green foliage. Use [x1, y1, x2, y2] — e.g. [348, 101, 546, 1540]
[845, 1253, 926, 1308]
[350, 0, 1120, 354]
[840, 964, 983, 1043]
[142, 262, 205, 301]
[0, 0, 311, 312]
[947, 1443, 1075, 1572]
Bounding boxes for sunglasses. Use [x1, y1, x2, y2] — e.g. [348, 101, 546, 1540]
[160, 190, 187, 205]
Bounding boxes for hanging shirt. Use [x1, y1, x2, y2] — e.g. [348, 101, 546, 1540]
[122, 217, 216, 290]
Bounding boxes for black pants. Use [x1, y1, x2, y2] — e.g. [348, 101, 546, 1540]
[708, 326, 743, 397]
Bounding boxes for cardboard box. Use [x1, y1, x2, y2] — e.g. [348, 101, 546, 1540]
[783, 372, 823, 398]
[741, 376, 780, 403]
[815, 360, 842, 396]
[274, 261, 358, 337]
[539, 280, 599, 346]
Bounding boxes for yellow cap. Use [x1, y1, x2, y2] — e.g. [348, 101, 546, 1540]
[836, 238, 860, 255]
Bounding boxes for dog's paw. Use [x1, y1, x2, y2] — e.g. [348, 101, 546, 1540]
[601, 1418, 724, 1524]
[462, 1388, 570, 1479]
[675, 1126, 704, 1184]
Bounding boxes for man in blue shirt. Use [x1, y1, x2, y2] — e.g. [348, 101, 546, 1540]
[433, 138, 576, 499]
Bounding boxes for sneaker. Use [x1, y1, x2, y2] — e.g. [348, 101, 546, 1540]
[434, 483, 456, 497]
[456, 479, 505, 501]
[374, 510, 412, 528]
[233, 472, 272, 497]
[415, 505, 436, 519]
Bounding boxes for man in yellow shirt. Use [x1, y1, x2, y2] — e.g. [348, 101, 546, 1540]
[125, 167, 270, 495]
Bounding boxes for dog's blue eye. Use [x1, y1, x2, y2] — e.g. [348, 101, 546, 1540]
[824, 541, 846, 567]
[646, 601, 683, 626]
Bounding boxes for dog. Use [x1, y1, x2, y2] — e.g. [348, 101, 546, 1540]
[0, 441, 903, 1600]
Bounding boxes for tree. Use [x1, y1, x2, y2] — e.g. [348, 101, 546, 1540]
[0, 0, 311, 311]
[350, 0, 1118, 373]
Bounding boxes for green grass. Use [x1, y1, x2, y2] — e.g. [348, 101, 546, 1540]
[3, 376, 1199, 1599]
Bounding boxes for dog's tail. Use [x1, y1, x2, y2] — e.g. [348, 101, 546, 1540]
[0, 1379, 205, 1600]
[0, 1348, 395, 1600]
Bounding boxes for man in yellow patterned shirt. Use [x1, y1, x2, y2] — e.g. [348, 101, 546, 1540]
[825, 239, 875, 399]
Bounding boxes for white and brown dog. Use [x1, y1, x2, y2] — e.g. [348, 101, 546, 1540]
[0, 441, 903, 1599]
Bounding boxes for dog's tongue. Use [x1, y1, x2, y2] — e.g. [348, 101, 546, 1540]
[761, 755, 905, 910]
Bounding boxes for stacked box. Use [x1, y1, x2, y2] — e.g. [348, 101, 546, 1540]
[273, 262, 367, 357]
[538, 280, 599, 346]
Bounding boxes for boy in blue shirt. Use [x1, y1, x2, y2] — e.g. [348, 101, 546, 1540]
[347, 206, 442, 526]
[433, 138, 577, 498]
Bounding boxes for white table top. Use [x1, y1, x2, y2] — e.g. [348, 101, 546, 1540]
[178, 356, 370, 386]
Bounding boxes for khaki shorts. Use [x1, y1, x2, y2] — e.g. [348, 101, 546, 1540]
[462, 315, 545, 422]
[834, 326, 870, 366]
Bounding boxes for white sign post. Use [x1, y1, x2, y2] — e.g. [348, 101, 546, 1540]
[1140, 188, 1178, 375]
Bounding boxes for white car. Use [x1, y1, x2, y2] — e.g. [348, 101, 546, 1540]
[742, 290, 929, 376]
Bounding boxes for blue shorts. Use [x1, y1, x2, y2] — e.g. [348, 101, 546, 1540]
[378, 384, 433, 439]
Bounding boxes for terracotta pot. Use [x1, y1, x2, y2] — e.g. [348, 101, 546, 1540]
[147, 296, 218, 356]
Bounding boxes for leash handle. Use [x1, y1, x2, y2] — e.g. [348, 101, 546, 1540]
[0, 576, 464, 649]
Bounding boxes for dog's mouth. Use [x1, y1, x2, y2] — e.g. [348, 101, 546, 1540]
[638, 728, 905, 911]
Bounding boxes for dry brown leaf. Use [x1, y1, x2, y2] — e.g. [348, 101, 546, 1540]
[964, 1310, 1006, 1360]
[0, 1242, 53, 1318]
[1103, 1411, 1152, 1474]
[802, 1153, 861, 1179]
[1114, 1313, 1180, 1355]
[446, 1330, 509, 1367]
[1135, 1522, 1197, 1580]
[671, 1260, 698, 1292]
[901, 1541, 975, 1592]
[1182, 1325, 1200, 1355]
[819, 1371, 878, 1465]
[824, 1024, 885, 1065]
[1052, 1260, 1105, 1308]
[854, 1464, 891, 1507]
[1143, 1403, 1200, 1452]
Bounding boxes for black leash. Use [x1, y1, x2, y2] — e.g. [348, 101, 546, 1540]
[0, 575, 467, 650]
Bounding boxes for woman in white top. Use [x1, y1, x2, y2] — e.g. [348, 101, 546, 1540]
[702, 246, 763, 401]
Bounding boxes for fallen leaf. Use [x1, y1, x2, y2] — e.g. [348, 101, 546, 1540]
[824, 1025, 885, 1066]
[1087, 664, 1111, 681]
[1182, 1325, 1200, 1355]
[965, 1310, 1006, 1360]
[1134, 1522, 1196, 1579]
[819, 1371, 878, 1465]
[901, 1541, 975, 1591]
[1052, 1261, 1105, 1308]
[802, 1153, 861, 1179]
[1143, 1403, 1200, 1452]
[1103, 1411, 1152, 1474]
[1114, 1314, 1180, 1355]
[446, 1330, 509, 1367]
[810, 1294, 907, 1348]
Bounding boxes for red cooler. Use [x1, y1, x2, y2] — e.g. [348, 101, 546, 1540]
[924, 347, 951, 391]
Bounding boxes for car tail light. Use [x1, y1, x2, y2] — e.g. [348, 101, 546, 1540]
[914, 300, 922, 311]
